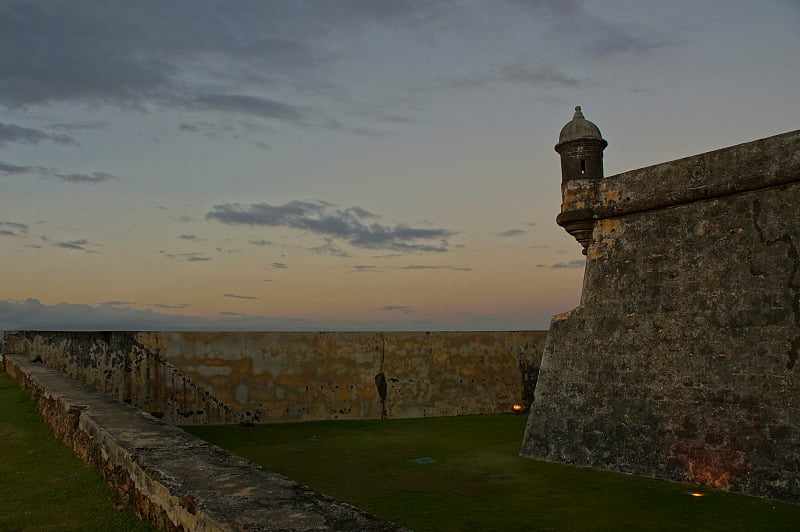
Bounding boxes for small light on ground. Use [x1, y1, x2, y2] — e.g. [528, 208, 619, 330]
[512, 403, 524, 413]
[689, 492, 705, 498]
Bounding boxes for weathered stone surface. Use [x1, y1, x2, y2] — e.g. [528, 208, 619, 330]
[523, 129, 800, 502]
[5, 354, 406, 531]
[2, 330, 545, 424]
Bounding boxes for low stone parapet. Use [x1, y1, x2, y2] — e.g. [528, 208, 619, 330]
[5, 355, 405, 531]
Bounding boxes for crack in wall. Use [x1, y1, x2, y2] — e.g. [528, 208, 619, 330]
[752, 199, 800, 370]
[379, 332, 386, 373]
[787, 240, 800, 370]
[746, 247, 767, 277]
[375, 332, 388, 418]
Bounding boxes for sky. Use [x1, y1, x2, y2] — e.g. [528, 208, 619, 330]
[1, 0, 799, 332]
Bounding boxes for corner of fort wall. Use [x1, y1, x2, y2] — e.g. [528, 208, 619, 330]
[523, 129, 800, 503]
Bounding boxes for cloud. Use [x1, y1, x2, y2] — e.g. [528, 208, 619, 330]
[377, 114, 415, 124]
[0, 161, 115, 183]
[185, 93, 307, 124]
[249, 239, 273, 246]
[0, 0, 677, 175]
[0, 298, 316, 331]
[171, 215, 193, 223]
[552, 259, 586, 269]
[271, 262, 288, 270]
[0, 2, 175, 108]
[399, 265, 441, 270]
[207, 200, 454, 253]
[0, 161, 42, 175]
[345, 206, 379, 219]
[308, 238, 351, 257]
[150, 303, 190, 310]
[0, 296, 555, 332]
[223, 293, 261, 300]
[443, 73, 494, 89]
[585, 25, 670, 58]
[0, 2, 439, 119]
[51, 121, 107, 131]
[380, 305, 414, 315]
[159, 250, 211, 262]
[441, 60, 590, 92]
[0, 121, 76, 146]
[101, 300, 135, 308]
[350, 265, 383, 273]
[54, 240, 87, 250]
[52, 238, 100, 253]
[501, 61, 588, 88]
[0, 0, 671, 141]
[220, 311, 243, 316]
[0, 221, 29, 237]
[54, 171, 115, 184]
[0, 1, 490, 141]
[499, 0, 670, 58]
[399, 264, 473, 271]
[429, 1, 672, 94]
[175, 119, 274, 147]
[179, 234, 202, 241]
[496, 229, 526, 237]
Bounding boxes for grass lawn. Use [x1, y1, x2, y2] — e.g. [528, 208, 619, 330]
[186, 414, 800, 531]
[0, 371, 156, 532]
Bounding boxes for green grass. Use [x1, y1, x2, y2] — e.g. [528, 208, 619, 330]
[185, 415, 800, 532]
[0, 371, 156, 532]
[5, 364, 797, 532]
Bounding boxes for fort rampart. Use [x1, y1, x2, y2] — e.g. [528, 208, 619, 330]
[522, 127, 800, 502]
[4, 354, 404, 531]
[2, 330, 545, 425]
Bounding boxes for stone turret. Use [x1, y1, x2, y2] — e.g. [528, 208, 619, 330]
[555, 105, 607, 183]
[555, 106, 608, 253]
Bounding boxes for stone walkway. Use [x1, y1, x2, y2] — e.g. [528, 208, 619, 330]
[5, 355, 405, 531]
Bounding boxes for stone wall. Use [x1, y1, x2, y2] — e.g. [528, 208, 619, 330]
[2, 330, 545, 425]
[5, 354, 404, 531]
[521, 130, 800, 502]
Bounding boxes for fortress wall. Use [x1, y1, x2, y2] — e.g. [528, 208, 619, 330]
[522, 130, 800, 502]
[2, 330, 545, 425]
[4, 354, 403, 531]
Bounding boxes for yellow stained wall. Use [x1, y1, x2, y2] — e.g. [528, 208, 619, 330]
[3, 330, 546, 424]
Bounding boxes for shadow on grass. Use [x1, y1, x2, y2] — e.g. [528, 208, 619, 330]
[0, 372, 156, 532]
[185, 415, 800, 532]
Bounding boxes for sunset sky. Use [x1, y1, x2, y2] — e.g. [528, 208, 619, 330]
[1, 1, 798, 332]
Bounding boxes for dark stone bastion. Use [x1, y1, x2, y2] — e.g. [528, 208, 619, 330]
[522, 127, 800, 503]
